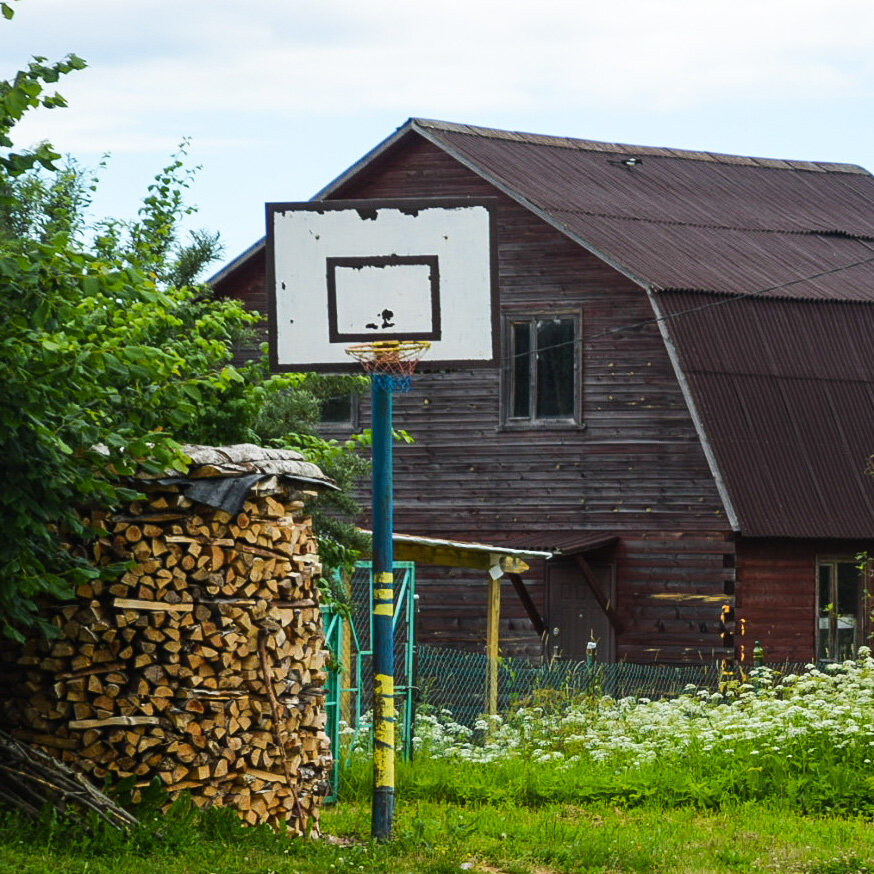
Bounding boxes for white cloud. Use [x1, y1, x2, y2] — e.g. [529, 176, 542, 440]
[5, 0, 874, 256]
[6, 0, 874, 155]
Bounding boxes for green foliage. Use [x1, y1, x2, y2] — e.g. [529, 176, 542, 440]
[0, 6, 370, 637]
[0, 178, 260, 636]
[254, 372, 370, 580]
[0, 33, 86, 183]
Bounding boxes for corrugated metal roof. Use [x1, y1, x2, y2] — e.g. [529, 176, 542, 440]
[412, 120, 870, 174]
[660, 294, 874, 538]
[415, 120, 874, 301]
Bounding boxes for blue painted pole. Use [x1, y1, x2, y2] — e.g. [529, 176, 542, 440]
[370, 375, 395, 841]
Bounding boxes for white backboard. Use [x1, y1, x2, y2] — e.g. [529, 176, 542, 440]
[266, 199, 497, 370]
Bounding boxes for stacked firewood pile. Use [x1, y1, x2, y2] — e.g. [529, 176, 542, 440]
[0, 444, 337, 835]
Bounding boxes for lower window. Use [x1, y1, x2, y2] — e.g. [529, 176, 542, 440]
[319, 393, 358, 429]
[817, 558, 866, 661]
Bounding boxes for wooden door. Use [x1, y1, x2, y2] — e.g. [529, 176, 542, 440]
[547, 559, 615, 662]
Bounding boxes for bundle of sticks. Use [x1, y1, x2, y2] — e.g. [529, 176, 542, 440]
[0, 475, 333, 835]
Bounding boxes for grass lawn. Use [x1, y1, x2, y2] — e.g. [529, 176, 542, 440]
[1, 799, 873, 874]
[5, 658, 874, 873]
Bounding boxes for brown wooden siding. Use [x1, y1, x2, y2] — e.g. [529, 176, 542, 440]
[735, 538, 817, 663]
[614, 531, 734, 664]
[217, 132, 742, 662]
[332, 137, 734, 661]
[213, 244, 269, 362]
[734, 537, 874, 663]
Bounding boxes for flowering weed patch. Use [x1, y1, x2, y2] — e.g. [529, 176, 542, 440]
[341, 650, 874, 814]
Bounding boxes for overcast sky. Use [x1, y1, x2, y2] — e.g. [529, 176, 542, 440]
[5, 0, 874, 270]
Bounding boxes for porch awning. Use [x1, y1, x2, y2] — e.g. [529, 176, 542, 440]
[359, 530, 552, 571]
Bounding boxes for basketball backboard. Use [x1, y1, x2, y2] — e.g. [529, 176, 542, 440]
[266, 198, 497, 371]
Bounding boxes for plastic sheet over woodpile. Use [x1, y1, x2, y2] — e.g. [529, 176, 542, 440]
[0, 444, 337, 835]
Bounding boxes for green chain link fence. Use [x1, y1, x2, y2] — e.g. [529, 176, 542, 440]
[413, 646, 812, 727]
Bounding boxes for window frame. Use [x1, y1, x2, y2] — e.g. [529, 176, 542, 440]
[501, 310, 583, 428]
[318, 392, 360, 432]
[816, 556, 869, 662]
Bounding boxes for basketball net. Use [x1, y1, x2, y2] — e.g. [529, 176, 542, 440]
[345, 340, 431, 392]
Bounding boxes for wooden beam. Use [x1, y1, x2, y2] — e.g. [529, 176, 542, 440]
[112, 598, 195, 612]
[390, 540, 530, 572]
[649, 593, 728, 604]
[572, 554, 624, 634]
[499, 555, 530, 575]
[485, 569, 501, 716]
[507, 573, 546, 637]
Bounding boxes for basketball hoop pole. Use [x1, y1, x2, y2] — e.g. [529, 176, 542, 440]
[370, 373, 395, 842]
[345, 342, 429, 842]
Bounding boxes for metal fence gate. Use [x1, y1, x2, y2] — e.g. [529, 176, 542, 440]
[323, 561, 416, 800]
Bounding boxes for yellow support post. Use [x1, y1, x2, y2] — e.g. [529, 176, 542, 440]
[486, 560, 502, 716]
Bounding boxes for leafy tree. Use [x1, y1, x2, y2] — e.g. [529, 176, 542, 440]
[0, 5, 369, 639]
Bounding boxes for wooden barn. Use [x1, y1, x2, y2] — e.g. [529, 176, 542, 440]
[211, 119, 874, 666]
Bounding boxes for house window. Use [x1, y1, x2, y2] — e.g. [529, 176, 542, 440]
[505, 315, 579, 424]
[817, 558, 866, 661]
[320, 393, 358, 427]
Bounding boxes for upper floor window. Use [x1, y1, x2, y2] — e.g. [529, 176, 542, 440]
[504, 314, 580, 425]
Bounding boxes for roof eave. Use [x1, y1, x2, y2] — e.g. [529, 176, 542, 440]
[207, 236, 266, 287]
[645, 289, 741, 532]
[312, 118, 419, 200]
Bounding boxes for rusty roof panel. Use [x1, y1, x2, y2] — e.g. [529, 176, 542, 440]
[414, 120, 870, 173]
[417, 123, 874, 303]
[550, 215, 874, 299]
[424, 126, 874, 238]
[660, 293, 874, 538]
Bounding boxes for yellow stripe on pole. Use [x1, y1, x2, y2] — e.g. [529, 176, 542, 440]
[375, 572, 394, 584]
[373, 673, 396, 788]
[374, 673, 396, 717]
[374, 742, 395, 787]
[374, 586, 394, 616]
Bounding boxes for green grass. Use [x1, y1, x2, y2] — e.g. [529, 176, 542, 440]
[344, 746, 874, 815]
[6, 659, 874, 872]
[2, 799, 874, 874]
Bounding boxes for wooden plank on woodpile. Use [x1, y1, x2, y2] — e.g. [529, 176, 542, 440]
[69, 717, 161, 730]
[113, 598, 195, 612]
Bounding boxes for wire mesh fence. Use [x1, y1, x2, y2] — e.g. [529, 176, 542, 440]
[326, 634, 813, 796]
[344, 563, 416, 739]
[413, 645, 812, 727]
